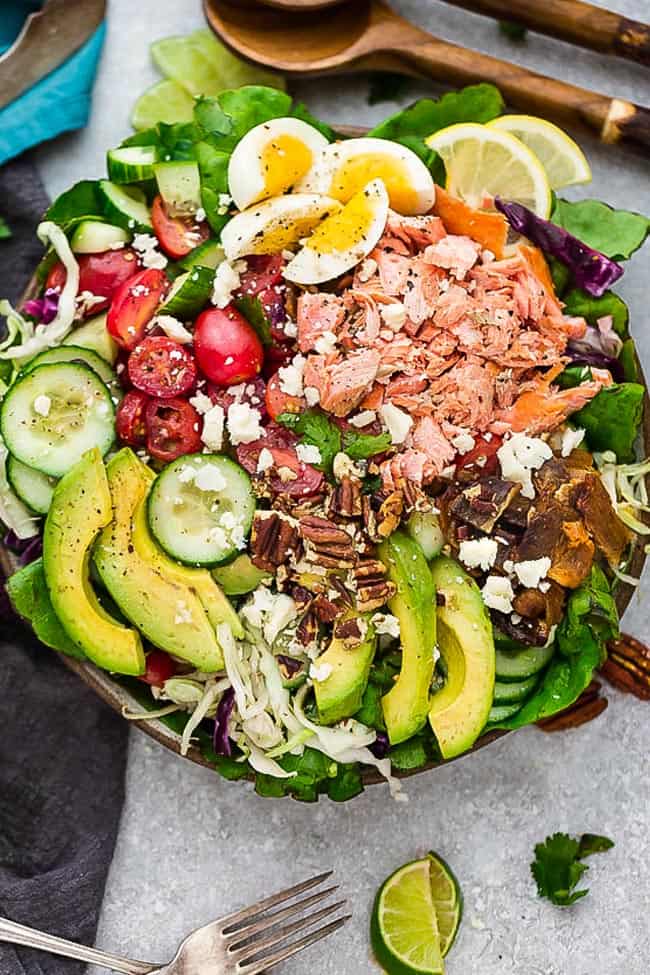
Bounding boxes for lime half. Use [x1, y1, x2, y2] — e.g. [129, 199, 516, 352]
[428, 852, 462, 957]
[487, 115, 592, 189]
[131, 79, 195, 131]
[426, 122, 552, 217]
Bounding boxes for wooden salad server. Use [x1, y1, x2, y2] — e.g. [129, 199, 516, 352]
[204, 0, 650, 155]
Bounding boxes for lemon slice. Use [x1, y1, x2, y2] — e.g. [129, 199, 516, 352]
[131, 80, 195, 131]
[487, 115, 591, 189]
[426, 122, 552, 217]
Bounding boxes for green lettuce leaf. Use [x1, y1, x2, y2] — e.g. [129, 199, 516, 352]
[552, 198, 650, 261]
[45, 180, 108, 230]
[234, 295, 272, 346]
[562, 288, 629, 336]
[573, 382, 645, 462]
[6, 559, 85, 660]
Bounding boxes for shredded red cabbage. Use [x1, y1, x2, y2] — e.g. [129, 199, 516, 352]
[3, 529, 43, 565]
[22, 289, 59, 324]
[369, 732, 389, 759]
[567, 350, 625, 382]
[213, 687, 235, 756]
[494, 198, 624, 297]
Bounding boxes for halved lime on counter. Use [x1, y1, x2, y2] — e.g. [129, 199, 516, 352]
[426, 122, 552, 217]
[131, 79, 195, 131]
[371, 852, 462, 974]
[487, 115, 592, 189]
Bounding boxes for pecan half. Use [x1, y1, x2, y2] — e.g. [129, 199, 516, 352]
[299, 514, 357, 568]
[327, 476, 363, 519]
[601, 633, 650, 700]
[536, 680, 608, 732]
[312, 593, 345, 623]
[352, 558, 397, 612]
[250, 511, 302, 572]
[296, 609, 318, 647]
[333, 616, 369, 647]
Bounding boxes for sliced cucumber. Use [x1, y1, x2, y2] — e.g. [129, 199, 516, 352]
[154, 161, 201, 214]
[407, 510, 444, 559]
[487, 702, 523, 724]
[0, 362, 115, 477]
[495, 643, 555, 682]
[107, 145, 160, 183]
[179, 239, 225, 271]
[159, 266, 214, 319]
[212, 553, 271, 595]
[494, 675, 540, 705]
[22, 345, 117, 389]
[148, 453, 255, 566]
[70, 221, 129, 254]
[98, 180, 153, 232]
[6, 456, 57, 515]
[63, 313, 119, 365]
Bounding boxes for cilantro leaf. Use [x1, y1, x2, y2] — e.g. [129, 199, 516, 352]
[532, 831, 614, 906]
[277, 409, 341, 474]
[552, 198, 650, 261]
[234, 295, 272, 346]
[0, 215, 11, 240]
[342, 429, 391, 460]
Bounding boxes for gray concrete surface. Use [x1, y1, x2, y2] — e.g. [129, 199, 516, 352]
[36, 1, 650, 972]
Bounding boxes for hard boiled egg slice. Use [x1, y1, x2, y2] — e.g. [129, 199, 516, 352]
[228, 117, 330, 211]
[296, 137, 435, 216]
[221, 193, 342, 261]
[284, 178, 389, 285]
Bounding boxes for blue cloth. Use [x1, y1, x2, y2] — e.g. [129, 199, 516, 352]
[0, 5, 105, 167]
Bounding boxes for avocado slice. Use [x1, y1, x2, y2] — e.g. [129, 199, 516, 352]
[313, 616, 377, 725]
[212, 553, 271, 596]
[93, 448, 238, 671]
[428, 556, 495, 759]
[42, 448, 144, 674]
[378, 531, 437, 744]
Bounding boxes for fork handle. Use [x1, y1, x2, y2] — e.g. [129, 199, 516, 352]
[0, 916, 158, 974]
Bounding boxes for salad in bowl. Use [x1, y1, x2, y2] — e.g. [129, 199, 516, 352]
[2, 83, 649, 802]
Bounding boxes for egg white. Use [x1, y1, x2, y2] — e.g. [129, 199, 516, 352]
[221, 193, 343, 261]
[284, 178, 389, 285]
[228, 117, 330, 211]
[296, 137, 436, 216]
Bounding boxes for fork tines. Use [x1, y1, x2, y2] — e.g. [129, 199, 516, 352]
[221, 871, 350, 974]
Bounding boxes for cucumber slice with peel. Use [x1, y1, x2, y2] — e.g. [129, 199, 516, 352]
[494, 675, 539, 704]
[407, 510, 444, 559]
[147, 453, 255, 566]
[154, 161, 202, 214]
[487, 702, 523, 723]
[22, 345, 117, 389]
[98, 181, 152, 232]
[63, 313, 119, 365]
[0, 362, 115, 477]
[6, 456, 57, 515]
[70, 221, 129, 254]
[495, 643, 554, 682]
[107, 145, 160, 183]
[179, 239, 225, 271]
[159, 266, 214, 318]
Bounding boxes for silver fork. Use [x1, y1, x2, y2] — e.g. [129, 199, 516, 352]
[0, 871, 349, 974]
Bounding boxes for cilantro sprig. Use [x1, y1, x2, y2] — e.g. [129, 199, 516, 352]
[277, 408, 391, 476]
[531, 832, 614, 906]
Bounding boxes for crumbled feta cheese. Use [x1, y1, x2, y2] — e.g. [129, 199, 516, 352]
[459, 537, 498, 572]
[193, 464, 227, 493]
[513, 557, 551, 590]
[451, 430, 476, 455]
[195, 207, 206, 222]
[296, 443, 321, 465]
[200, 403, 225, 451]
[357, 257, 378, 282]
[379, 402, 413, 445]
[332, 452, 364, 481]
[560, 426, 586, 457]
[174, 600, 193, 625]
[190, 391, 214, 415]
[241, 586, 298, 645]
[207, 525, 228, 550]
[497, 433, 552, 499]
[257, 447, 275, 473]
[278, 354, 306, 397]
[309, 662, 333, 682]
[217, 193, 232, 215]
[211, 259, 242, 308]
[348, 410, 376, 428]
[33, 394, 51, 417]
[314, 330, 338, 355]
[226, 402, 263, 445]
[152, 314, 193, 344]
[481, 575, 515, 614]
[283, 319, 298, 338]
[177, 465, 196, 484]
[132, 233, 167, 269]
[304, 385, 320, 406]
[380, 302, 407, 331]
[371, 613, 400, 638]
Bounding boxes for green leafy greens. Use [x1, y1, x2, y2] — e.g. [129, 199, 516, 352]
[552, 198, 650, 261]
[532, 831, 614, 906]
[0, 216, 11, 240]
[278, 409, 391, 474]
[6, 559, 85, 660]
[233, 295, 272, 346]
[573, 383, 645, 462]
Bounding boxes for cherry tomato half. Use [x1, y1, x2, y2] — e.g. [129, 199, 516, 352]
[107, 268, 170, 350]
[265, 447, 324, 498]
[139, 650, 176, 686]
[151, 195, 211, 260]
[115, 390, 150, 446]
[455, 434, 503, 480]
[46, 248, 140, 315]
[128, 336, 197, 399]
[145, 398, 202, 463]
[208, 377, 267, 418]
[237, 254, 285, 295]
[194, 305, 264, 387]
[265, 370, 304, 421]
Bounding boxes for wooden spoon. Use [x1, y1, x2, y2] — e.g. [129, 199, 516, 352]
[203, 0, 650, 155]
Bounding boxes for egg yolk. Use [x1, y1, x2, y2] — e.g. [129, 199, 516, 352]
[328, 155, 419, 215]
[260, 136, 314, 200]
[307, 187, 378, 254]
[251, 208, 341, 254]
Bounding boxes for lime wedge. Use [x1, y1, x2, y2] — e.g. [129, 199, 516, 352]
[151, 30, 285, 99]
[487, 115, 592, 189]
[426, 122, 552, 217]
[371, 858, 444, 974]
[428, 852, 462, 957]
[131, 79, 195, 131]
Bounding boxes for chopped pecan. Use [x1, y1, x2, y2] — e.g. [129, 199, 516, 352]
[327, 476, 363, 519]
[290, 584, 313, 612]
[299, 514, 357, 568]
[362, 495, 379, 542]
[312, 593, 345, 623]
[352, 558, 397, 612]
[376, 490, 404, 538]
[400, 478, 431, 514]
[328, 575, 354, 608]
[601, 633, 650, 701]
[537, 680, 608, 732]
[296, 609, 318, 647]
[250, 511, 302, 572]
[333, 616, 369, 647]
